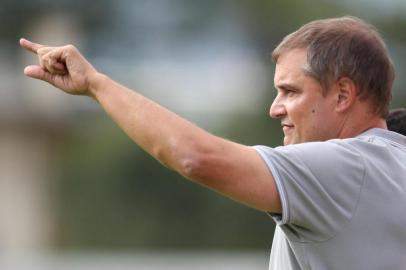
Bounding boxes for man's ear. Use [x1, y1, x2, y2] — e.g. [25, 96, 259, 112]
[334, 77, 357, 113]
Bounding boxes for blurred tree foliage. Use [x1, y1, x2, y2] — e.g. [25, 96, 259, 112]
[54, 113, 280, 249]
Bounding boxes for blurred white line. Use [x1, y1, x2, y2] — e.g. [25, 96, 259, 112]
[0, 251, 269, 270]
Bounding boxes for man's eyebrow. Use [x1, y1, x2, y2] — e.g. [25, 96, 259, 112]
[274, 83, 301, 91]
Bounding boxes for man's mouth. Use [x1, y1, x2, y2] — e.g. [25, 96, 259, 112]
[282, 123, 294, 133]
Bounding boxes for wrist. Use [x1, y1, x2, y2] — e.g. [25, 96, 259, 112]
[88, 72, 108, 100]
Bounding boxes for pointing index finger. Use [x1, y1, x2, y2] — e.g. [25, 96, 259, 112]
[19, 38, 45, 54]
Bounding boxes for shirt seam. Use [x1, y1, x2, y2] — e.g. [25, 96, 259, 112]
[253, 146, 289, 224]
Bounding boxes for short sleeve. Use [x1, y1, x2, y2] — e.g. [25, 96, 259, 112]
[253, 141, 366, 242]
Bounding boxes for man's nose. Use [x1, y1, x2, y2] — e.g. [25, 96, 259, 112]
[269, 96, 286, 119]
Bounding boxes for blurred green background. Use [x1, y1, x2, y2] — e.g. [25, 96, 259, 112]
[1, 0, 405, 258]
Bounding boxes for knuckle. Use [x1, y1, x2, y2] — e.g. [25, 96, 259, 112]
[39, 61, 46, 69]
[37, 47, 46, 55]
[65, 44, 76, 51]
[48, 57, 55, 64]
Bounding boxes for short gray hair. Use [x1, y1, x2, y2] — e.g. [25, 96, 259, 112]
[272, 16, 395, 117]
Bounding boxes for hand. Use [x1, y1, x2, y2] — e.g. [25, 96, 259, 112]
[20, 38, 99, 96]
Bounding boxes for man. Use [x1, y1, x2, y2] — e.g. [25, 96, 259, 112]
[387, 108, 406, 135]
[20, 16, 406, 269]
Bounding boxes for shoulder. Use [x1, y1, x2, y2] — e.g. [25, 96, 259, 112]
[253, 140, 366, 241]
[254, 138, 364, 170]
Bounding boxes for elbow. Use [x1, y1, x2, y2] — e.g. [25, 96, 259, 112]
[178, 152, 206, 181]
[176, 141, 214, 182]
[153, 137, 208, 181]
[175, 138, 223, 183]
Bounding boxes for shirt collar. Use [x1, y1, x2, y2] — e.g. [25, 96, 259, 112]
[358, 128, 406, 146]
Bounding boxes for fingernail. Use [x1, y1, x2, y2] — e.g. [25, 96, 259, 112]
[24, 66, 33, 73]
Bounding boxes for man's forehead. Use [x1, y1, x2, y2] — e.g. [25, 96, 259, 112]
[276, 48, 307, 63]
[274, 49, 308, 87]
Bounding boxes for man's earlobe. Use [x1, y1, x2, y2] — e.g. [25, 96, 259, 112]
[335, 77, 357, 112]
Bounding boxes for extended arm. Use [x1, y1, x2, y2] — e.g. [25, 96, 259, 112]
[20, 38, 281, 213]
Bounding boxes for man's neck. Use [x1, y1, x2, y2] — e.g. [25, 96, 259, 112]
[338, 114, 387, 139]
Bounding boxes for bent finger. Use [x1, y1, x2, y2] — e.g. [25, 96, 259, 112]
[53, 61, 66, 70]
[53, 62, 68, 74]
[44, 48, 68, 75]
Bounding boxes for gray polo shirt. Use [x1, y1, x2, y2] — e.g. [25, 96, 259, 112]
[254, 128, 406, 270]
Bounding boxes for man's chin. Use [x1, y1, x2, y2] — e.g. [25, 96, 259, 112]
[283, 136, 293, 145]
[284, 135, 303, 145]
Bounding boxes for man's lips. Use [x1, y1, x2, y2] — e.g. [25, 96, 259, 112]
[282, 124, 294, 132]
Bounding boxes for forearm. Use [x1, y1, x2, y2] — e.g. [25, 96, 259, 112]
[20, 39, 281, 212]
[89, 73, 215, 175]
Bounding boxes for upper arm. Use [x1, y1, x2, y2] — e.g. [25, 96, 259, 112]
[91, 78, 280, 213]
[181, 135, 281, 213]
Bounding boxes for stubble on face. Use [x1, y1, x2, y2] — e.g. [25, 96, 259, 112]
[273, 49, 336, 145]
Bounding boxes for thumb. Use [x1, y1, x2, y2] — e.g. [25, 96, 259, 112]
[24, 65, 53, 81]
